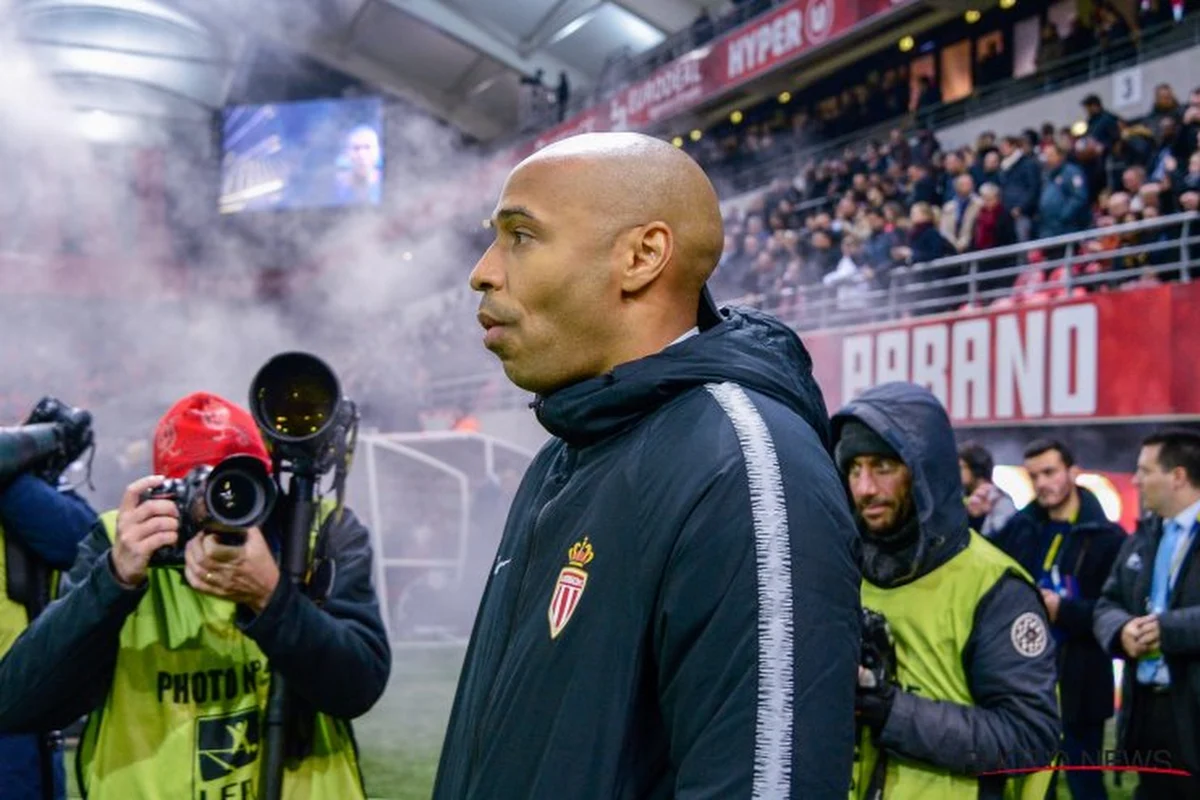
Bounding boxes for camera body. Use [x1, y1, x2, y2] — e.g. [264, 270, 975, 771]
[26, 396, 94, 482]
[141, 454, 277, 567]
[860, 608, 897, 691]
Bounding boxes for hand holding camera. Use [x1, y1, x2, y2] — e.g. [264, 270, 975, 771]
[112, 475, 180, 588]
[857, 609, 899, 731]
[183, 525, 280, 613]
[112, 454, 277, 591]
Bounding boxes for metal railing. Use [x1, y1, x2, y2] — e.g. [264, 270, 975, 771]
[730, 211, 1198, 330]
[703, 14, 1200, 197]
[422, 212, 1198, 413]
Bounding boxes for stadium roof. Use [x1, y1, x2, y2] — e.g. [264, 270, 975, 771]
[12, 0, 711, 143]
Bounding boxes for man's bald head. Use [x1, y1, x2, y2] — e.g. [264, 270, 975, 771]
[469, 132, 727, 395]
[517, 132, 725, 292]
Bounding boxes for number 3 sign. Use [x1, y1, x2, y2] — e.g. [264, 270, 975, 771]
[1112, 67, 1143, 109]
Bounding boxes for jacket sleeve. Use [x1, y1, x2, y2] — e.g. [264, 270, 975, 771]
[1159, 607, 1200, 655]
[877, 575, 1061, 774]
[1055, 526, 1126, 641]
[1061, 168, 1089, 225]
[237, 507, 391, 720]
[651, 430, 860, 800]
[0, 474, 98, 568]
[0, 522, 145, 732]
[1019, 162, 1041, 216]
[983, 495, 1017, 538]
[1093, 532, 1140, 656]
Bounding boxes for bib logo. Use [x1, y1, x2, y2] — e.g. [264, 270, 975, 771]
[196, 709, 261, 798]
[806, 0, 834, 45]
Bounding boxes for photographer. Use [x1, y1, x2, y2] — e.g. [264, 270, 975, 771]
[832, 383, 1059, 800]
[0, 392, 389, 799]
[0, 400, 98, 800]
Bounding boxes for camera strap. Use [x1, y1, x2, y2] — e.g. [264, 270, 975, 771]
[865, 737, 889, 800]
[4, 534, 51, 622]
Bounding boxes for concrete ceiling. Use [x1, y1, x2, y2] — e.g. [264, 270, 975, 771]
[8, 0, 715, 143]
[286, 0, 713, 141]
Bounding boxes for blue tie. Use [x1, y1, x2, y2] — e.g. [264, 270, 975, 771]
[1137, 520, 1183, 685]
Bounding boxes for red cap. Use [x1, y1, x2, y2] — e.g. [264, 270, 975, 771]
[152, 392, 271, 479]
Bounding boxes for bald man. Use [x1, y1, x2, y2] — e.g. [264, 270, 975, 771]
[433, 133, 860, 800]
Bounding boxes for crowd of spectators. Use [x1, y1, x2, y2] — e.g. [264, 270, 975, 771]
[709, 83, 1200, 324]
[680, 1, 1198, 197]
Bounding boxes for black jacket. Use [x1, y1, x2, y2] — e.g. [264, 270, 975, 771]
[432, 308, 861, 800]
[831, 383, 1061, 789]
[1094, 514, 1200, 774]
[0, 506, 390, 733]
[999, 153, 1042, 219]
[992, 488, 1126, 727]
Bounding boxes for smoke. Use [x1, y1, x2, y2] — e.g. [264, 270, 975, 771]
[0, 0, 505, 510]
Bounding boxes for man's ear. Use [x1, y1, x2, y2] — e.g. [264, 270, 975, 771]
[1068, 465, 1081, 484]
[619, 222, 673, 294]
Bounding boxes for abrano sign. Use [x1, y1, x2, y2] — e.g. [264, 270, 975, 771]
[803, 284, 1200, 425]
[841, 305, 1098, 422]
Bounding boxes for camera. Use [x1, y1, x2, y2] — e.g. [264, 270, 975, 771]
[860, 608, 897, 691]
[249, 352, 358, 477]
[0, 396, 94, 485]
[141, 454, 278, 567]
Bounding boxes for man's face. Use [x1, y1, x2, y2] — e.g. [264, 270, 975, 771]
[1024, 450, 1076, 513]
[347, 129, 379, 179]
[1133, 444, 1174, 517]
[470, 159, 625, 395]
[1123, 169, 1144, 193]
[984, 152, 1000, 172]
[1108, 192, 1131, 218]
[848, 455, 913, 536]
[1043, 147, 1062, 169]
[946, 154, 963, 174]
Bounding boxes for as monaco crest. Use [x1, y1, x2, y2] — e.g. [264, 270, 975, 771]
[548, 537, 594, 639]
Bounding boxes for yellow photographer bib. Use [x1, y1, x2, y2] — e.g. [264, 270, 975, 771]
[851, 532, 1053, 800]
[77, 509, 364, 800]
[0, 524, 30, 660]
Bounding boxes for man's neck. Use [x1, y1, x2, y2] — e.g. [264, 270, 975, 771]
[1048, 489, 1080, 522]
[1161, 488, 1200, 520]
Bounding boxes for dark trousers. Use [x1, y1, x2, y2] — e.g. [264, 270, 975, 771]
[1130, 688, 1200, 800]
[1047, 719, 1108, 800]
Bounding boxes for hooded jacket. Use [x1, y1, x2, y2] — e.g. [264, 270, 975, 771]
[831, 383, 1060, 793]
[432, 307, 861, 800]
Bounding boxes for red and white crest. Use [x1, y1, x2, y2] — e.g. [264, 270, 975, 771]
[548, 537, 594, 640]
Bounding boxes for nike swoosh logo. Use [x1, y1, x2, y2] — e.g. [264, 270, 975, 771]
[493, 558, 513, 576]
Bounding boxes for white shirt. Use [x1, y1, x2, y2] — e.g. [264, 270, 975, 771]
[668, 327, 700, 347]
[1168, 496, 1200, 537]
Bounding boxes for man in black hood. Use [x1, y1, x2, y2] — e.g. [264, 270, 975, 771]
[832, 382, 1059, 800]
[433, 132, 861, 799]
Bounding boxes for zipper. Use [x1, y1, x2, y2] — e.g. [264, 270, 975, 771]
[463, 446, 577, 786]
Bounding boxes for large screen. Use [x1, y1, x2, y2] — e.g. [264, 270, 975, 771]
[219, 97, 384, 214]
